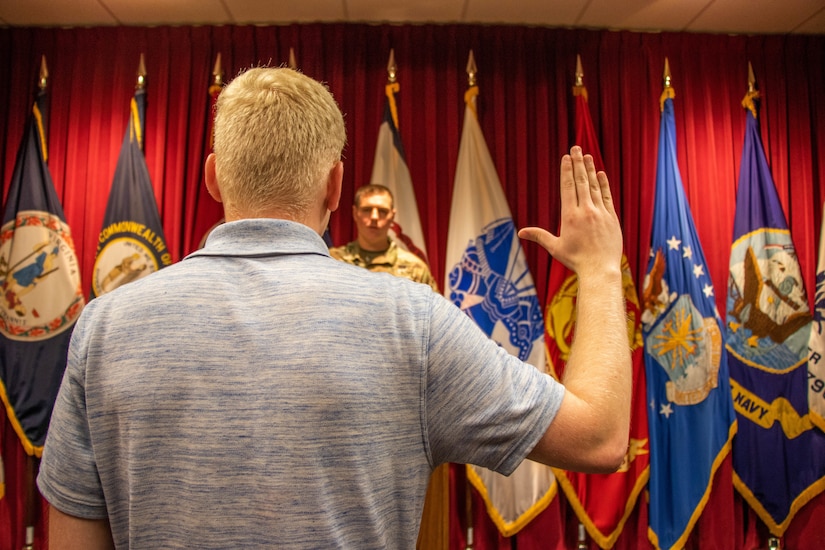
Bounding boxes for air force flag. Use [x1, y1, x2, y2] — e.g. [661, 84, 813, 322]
[641, 88, 736, 550]
[444, 84, 552, 536]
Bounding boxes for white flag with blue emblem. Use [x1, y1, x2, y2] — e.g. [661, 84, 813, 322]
[444, 84, 553, 536]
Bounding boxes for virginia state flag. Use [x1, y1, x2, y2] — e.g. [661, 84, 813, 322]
[548, 69, 649, 549]
[0, 82, 85, 456]
[810, 203, 825, 430]
[444, 83, 553, 536]
[370, 79, 429, 264]
[640, 86, 736, 550]
[91, 82, 171, 298]
[186, 54, 224, 254]
[726, 89, 825, 535]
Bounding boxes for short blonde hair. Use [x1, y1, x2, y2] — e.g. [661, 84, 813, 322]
[213, 67, 347, 217]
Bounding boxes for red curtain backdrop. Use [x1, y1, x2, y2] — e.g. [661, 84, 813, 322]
[1, 24, 823, 549]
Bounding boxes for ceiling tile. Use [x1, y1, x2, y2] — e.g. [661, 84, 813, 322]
[578, 0, 713, 33]
[0, 0, 116, 26]
[101, 0, 230, 25]
[463, 0, 586, 26]
[345, 0, 463, 23]
[794, 6, 825, 34]
[688, 0, 825, 34]
[227, 0, 347, 24]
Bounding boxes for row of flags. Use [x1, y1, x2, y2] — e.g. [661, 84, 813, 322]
[436, 55, 825, 550]
[1, 56, 173, 462]
[1, 51, 824, 550]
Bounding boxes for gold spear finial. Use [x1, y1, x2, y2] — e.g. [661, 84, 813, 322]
[659, 57, 675, 111]
[39, 55, 48, 90]
[575, 54, 584, 87]
[212, 52, 224, 87]
[466, 50, 477, 87]
[288, 47, 297, 70]
[136, 53, 147, 90]
[742, 61, 760, 118]
[572, 54, 588, 99]
[387, 48, 397, 84]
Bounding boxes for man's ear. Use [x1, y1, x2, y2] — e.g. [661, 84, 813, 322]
[204, 154, 223, 203]
[326, 161, 344, 213]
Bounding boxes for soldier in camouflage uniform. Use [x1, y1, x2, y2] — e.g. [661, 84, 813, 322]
[329, 184, 438, 292]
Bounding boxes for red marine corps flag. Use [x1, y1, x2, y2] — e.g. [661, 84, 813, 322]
[547, 56, 649, 549]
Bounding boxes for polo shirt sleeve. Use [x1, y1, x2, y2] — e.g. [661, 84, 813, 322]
[423, 293, 564, 475]
[37, 306, 109, 519]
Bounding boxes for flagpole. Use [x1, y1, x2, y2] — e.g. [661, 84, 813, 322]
[461, 50, 479, 550]
[212, 52, 224, 89]
[136, 53, 146, 90]
[20, 53, 50, 550]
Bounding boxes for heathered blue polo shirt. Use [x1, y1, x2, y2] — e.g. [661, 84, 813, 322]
[38, 219, 562, 549]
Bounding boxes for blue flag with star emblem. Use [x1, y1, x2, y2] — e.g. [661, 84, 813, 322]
[640, 93, 737, 550]
[1, 85, 85, 456]
[91, 85, 171, 298]
[725, 92, 825, 536]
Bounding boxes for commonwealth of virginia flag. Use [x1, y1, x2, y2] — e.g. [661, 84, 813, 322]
[726, 91, 825, 535]
[0, 84, 85, 456]
[444, 84, 553, 536]
[548, 74, 649, 549]
[91, 82, 171, 298]
[641, 90, 736, 550]
[370, 80, 429, 264]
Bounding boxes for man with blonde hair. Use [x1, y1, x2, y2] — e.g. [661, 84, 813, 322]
[38, 67, 631, 549]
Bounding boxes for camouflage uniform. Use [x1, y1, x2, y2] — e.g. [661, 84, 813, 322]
[330, 240, 439, 292]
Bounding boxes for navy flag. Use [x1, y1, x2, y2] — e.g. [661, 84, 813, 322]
[810, 203, 825, 429]
[0, 64, 85, 455]
[92, 63, 171, 298]
[640, 64, 736, 550]
[726, 80, 825, 535]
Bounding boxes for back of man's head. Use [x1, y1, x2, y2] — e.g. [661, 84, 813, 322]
[213, 67, 347, 218]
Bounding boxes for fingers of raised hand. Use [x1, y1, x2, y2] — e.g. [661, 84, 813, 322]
[518, 227, 558, 256]
[596, 171, 616, 216]
[571, 147, 591, 206]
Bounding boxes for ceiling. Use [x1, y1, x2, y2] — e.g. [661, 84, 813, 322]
[1, 0, 824, 35]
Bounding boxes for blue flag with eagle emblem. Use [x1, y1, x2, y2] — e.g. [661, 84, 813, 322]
[91, 84, 171, 298]
[726, 90, 825, 536]
[640, 91, 736, 550]
[444, 83, 553, 537]
[1, 83, 85, 456]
